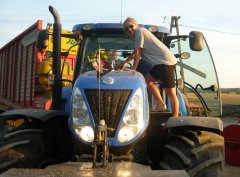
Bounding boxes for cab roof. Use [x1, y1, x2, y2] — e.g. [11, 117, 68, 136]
[72, 23, 170, 35]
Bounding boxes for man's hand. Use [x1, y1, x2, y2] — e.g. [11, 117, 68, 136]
[123, 67, 132, 71]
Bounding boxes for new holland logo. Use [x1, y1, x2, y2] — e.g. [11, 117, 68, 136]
[103, 77, 114, 85]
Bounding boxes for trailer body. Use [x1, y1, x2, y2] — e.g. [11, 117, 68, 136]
[0, 20, 77, 111]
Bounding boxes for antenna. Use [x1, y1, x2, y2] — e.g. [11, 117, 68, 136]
[98, 46, 101, 121]
[120, 0, 123, 23]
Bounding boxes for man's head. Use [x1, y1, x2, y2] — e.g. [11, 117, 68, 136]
[123, 17, 139, 39]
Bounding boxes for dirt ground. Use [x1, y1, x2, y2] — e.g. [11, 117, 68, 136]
[224, 163, 240, 177]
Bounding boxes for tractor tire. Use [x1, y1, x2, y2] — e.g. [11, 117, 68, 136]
[0, 116, 73, 173]
[159, 129, 224, 177]
[132, 136, 149, 165]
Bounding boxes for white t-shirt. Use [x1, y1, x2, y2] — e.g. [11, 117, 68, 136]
[134, 28, 177, 66]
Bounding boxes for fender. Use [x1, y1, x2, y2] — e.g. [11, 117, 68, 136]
[0, 109, 68, 122]
[165, 116, 223, 134]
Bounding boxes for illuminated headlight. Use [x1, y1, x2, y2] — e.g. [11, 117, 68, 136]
[72, 87, 94, 142]
[75, 126, 94, 142]
[118, 88, 144, 143]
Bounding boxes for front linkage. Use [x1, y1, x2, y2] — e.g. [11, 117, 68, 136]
[92, 119, 114, 168]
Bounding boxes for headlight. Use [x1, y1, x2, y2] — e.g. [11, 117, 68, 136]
[72, 87, 94, 142]
[118, 88, 144, 143]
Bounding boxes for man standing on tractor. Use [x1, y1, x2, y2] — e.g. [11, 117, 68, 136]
[121, 17, 179, 117]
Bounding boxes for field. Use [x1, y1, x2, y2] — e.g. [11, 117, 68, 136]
[221, 93, 240, 117]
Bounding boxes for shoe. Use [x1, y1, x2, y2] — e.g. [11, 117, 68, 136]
[152, 104, 167, 112]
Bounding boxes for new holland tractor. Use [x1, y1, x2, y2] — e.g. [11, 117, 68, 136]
[0, 6, 224, 177]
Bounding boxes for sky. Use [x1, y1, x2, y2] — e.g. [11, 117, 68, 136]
[0, 0, 240, 88]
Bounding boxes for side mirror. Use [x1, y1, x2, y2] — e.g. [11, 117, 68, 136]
[37, 30, 49, 50]
[189, 31, 204, 51]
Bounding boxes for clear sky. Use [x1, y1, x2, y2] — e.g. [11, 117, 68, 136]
[0, 0, 240, 88]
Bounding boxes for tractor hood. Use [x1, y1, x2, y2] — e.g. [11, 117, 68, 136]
[74, 70, 146, 90]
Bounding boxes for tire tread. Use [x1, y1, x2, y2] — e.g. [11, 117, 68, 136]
[160, 129, 224, 177]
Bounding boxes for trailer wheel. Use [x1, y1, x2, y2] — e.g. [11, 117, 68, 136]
[0, 116, 72, 173]
[159, 129, 224, 177]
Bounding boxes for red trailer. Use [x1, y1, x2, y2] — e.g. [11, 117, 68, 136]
[0, 20, 77, 112]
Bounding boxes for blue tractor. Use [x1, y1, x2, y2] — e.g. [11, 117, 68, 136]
[0, 6, 224, 177]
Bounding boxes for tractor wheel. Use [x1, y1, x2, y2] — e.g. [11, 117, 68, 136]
[132, 136, 149, 165]
[159, 129, 224, 177]
[0, 116, 72, 173]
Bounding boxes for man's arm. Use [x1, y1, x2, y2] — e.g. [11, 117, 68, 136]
[116, 48, 141, 70]
[132, 48, 141, 70]
[123, 52, 135, 64]
[116, 51, 135, 69]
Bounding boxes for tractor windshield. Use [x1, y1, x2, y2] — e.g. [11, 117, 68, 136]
[170, 36, 221, 116]
[80, 36, 134, 73]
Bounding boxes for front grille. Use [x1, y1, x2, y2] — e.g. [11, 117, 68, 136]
[84, 89, 132, 137]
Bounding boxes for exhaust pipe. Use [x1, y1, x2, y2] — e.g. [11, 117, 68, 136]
[49, 6, 62, 110]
